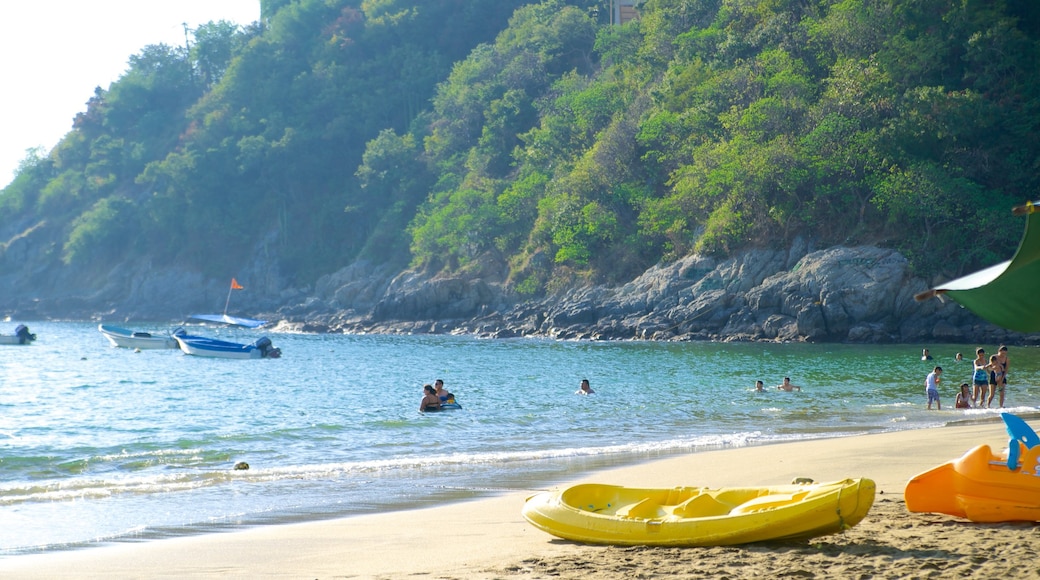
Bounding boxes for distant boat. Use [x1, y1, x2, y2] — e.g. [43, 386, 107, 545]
[187, 278, 267, 328]
[185, 313, 268, 328]
[98, 324, 183, 349]
[0, 324, 36, 345]
[174, 333, 281, 359]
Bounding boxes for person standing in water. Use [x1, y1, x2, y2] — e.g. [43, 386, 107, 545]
[995, 345, 1009, 408]
[926, 366, 942, 410]
[576, 379, 594, 395]
[971, 348, 988, 406]
[984, 354, 1002, 408]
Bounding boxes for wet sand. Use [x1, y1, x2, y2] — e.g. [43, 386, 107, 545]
[2, 420, 1038, 579]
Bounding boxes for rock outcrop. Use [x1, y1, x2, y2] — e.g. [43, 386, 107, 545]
[1, 242, 1033, 345]
[282, 244, 1034, 345]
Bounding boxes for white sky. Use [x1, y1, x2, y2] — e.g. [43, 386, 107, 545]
[0, 1, 261, 189]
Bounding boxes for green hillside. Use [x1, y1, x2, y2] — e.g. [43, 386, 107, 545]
[2, 0, 1038, 298]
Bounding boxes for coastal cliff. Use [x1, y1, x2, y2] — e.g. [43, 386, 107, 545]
[279, 243, 1028, 345]
[2, 240, 1026, 344]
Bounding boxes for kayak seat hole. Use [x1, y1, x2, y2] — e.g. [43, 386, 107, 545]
[673, 494, 733, 518]
[615, 498, 662, 519]
[731, 492, 807, 515]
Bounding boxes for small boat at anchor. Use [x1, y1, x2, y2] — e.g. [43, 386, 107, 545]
[98, 324, 184, 349]
[174, 333, 281, 359]
[521, 478, 875, 546]
[186, 278, 267, 328]
[0, 324, 37, 345]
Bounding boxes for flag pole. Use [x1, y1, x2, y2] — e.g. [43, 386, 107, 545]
[223, 282, 234, 316]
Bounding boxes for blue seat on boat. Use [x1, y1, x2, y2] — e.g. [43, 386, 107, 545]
[1002, 413, 1040, 470]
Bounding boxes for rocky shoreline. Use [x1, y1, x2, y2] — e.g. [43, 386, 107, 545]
[3, 243, 1035, 345]
[281, 244, 1033, 345]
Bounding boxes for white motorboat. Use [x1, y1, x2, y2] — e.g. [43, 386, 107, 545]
[98, 324, 183, 349]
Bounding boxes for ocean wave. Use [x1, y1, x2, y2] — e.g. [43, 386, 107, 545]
[0, 432, 775, 506]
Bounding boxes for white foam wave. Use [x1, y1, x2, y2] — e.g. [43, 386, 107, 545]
[0, 432, 771, 505]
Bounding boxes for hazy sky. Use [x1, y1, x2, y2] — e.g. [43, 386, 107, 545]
[0, 1, 261, 189]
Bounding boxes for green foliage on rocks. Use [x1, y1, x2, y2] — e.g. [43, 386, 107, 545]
[2, 0, 1037, 296]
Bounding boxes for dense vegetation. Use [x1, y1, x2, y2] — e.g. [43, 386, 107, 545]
[3, 0, 1039, 297]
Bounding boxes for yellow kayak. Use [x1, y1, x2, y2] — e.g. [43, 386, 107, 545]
[521, 478, 875, 546]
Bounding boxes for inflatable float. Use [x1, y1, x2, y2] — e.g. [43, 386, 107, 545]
[521, 478, 875, 546]
[904, 413, 1040, 522]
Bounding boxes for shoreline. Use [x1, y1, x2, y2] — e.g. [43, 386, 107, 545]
[1, 420, 1035, 578]
[4, 414, 1018, 555]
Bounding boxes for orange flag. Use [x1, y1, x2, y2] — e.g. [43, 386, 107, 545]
[230, 278, 244, 290]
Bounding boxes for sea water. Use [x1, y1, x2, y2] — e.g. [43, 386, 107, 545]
[1, 321, 1038, 555]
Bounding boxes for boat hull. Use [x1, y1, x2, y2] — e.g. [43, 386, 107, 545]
[186, 314, 267, 328]
[905, 443, 1040, 522]
[174, 334, 279, 359]
[0, 335, 28, 345]
[521, 478, 875, 546]
[98, 324, 179, 349]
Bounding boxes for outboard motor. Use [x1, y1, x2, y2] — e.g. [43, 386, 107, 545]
[15, 324, 36, 344]
[253, 336, 281, 358]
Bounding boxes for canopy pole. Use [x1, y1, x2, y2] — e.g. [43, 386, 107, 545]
[913, 289, 946, 302]
[1012, 200, 1039, 216]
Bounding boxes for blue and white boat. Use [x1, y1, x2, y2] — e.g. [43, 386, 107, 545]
[99, 324, 183, 349]
[174, 334, 281, 359]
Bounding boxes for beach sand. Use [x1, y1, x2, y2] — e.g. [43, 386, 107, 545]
[3, 419, 1038, 579]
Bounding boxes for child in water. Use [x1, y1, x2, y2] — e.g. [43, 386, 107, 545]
[925, 366, 942, 410]
[955, 383, 972, 409]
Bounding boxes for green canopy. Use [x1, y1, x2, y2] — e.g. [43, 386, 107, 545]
[915, 202, 1040, 332]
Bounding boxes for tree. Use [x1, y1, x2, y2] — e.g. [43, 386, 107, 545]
[191, 21, 245, 86]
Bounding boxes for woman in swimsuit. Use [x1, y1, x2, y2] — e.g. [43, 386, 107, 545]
[420, 384, 442, 412]
[971, 348, 988, 406]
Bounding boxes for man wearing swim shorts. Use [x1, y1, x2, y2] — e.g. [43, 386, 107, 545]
[926, 366, 942, 410]
[995, 345, 1009, 408]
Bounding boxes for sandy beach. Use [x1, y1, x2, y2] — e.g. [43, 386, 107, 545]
[3, 418, 1038, 579]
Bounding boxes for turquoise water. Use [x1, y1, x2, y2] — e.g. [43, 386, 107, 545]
[1, 321, 1038, 555]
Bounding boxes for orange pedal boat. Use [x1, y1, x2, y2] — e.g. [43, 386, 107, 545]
[905, 413, 1040, 522]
